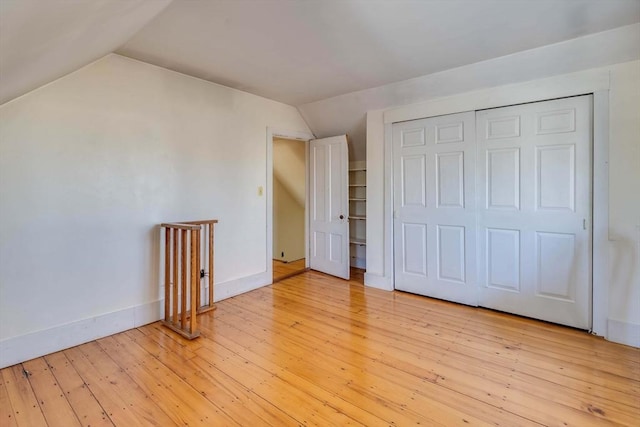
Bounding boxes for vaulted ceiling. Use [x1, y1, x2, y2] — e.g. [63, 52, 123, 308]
[0, 0, 172, 105]
[117, 0, 640, 106]
[1, 0, 639, 125]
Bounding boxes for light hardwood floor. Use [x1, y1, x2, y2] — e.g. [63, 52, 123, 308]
[273, 258, 306, 282]
[2, 269, 639, 426]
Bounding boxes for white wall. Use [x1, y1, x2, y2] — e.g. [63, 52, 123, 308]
[273, 137, 306, 206]
[607, 60, 640, 341]
[273, 176, 305, 262]
[0, 54, 312, 367]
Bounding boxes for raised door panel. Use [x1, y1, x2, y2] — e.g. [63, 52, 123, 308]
[401, 223, 428, 277]
[329, 232, 343, 263]
[535, 109, 576, 135]
[436, 152, 464, 208]
[536, 231, 576, 301]
[329, 143, 345, 219]
[401, 127, 426, 147]
[437, 225, 466, 284]
[486, 228, 520, 292]
[311, 144, 326, 222]
[401, 155, 427, 207]
[486, 116, 520, 140]
[312, 231, 326, 258]
[536, 144, 575, 212]
[486, 148, 520, 210]
[435, 122, 464, 144]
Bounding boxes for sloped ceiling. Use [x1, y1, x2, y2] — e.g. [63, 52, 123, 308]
[118, 0, 640, 106]
[299, 24, 640, 161]
[1, 0, 639, 161]
[0, 0, 171, 105]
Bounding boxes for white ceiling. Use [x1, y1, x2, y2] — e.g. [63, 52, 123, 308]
[117, 0, 640, 105]
[0, 0, 171, 105]
[1, 0, 639, 108]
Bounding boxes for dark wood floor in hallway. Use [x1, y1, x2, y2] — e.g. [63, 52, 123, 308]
[2, 269, 639, 426]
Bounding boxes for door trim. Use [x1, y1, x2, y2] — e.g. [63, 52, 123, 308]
[266, 128, 315, 283]
[383, 87, 609, 336]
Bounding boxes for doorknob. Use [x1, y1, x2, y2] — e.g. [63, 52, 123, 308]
[339, 214, 344, 219]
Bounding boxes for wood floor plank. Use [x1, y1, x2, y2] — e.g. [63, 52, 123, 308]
[273, 258, 306, 281]
[127, 328, 300, 426]
[97, 334, 239, 427]
[2, 365, 48, 427]
[65, 343, 175, 426]
[43, 351, 114, 427]
[192, 338, 369, 426]
[0, 367, 18, 427]
[138, 322, 204, 353]
[21, 358, 82, 427]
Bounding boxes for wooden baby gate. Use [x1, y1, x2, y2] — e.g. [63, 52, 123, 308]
[160, 219, 218, 339]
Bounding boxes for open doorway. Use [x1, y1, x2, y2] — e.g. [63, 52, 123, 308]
[272, 137, 307, 282]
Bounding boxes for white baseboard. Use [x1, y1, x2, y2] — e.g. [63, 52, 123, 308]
[0, 299, 163, 369]
[0, 272, 274, 369]
[607, 318, 640, 348]
[350, 257, 366, 269]
[364, 272, 393, 291]
[214, 271, 270, 302]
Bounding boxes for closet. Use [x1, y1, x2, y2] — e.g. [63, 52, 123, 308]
[393, 95, 592, 329]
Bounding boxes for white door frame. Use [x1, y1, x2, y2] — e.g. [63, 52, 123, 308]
[266, 128, 315, 282]
[380, 70, 610, 336]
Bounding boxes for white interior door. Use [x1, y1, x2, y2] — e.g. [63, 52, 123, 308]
[393, 112, 477, 305]
[476, 95, 592, 329]
[309, 135, 350, 280]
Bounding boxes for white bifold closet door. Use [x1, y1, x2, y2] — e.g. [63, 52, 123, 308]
[393, 111, 478, 306]
[392, 95, 592, 329]
[476, 95, 592, 329]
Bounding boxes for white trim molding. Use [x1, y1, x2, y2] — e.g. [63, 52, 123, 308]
[607, 319, 640, 348]
[383, 67, 610, 124]
[215, 271, 272, 302]
[266, 127, 315, 282]
[0, 265, 284, 368]
[0, 299, 163, 369]
[364, 272, 393, 291]
[591, 90, 610, 337]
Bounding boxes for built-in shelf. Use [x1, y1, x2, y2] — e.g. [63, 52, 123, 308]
[350, 238, 366, 246]
[349, 165, 366, 269]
